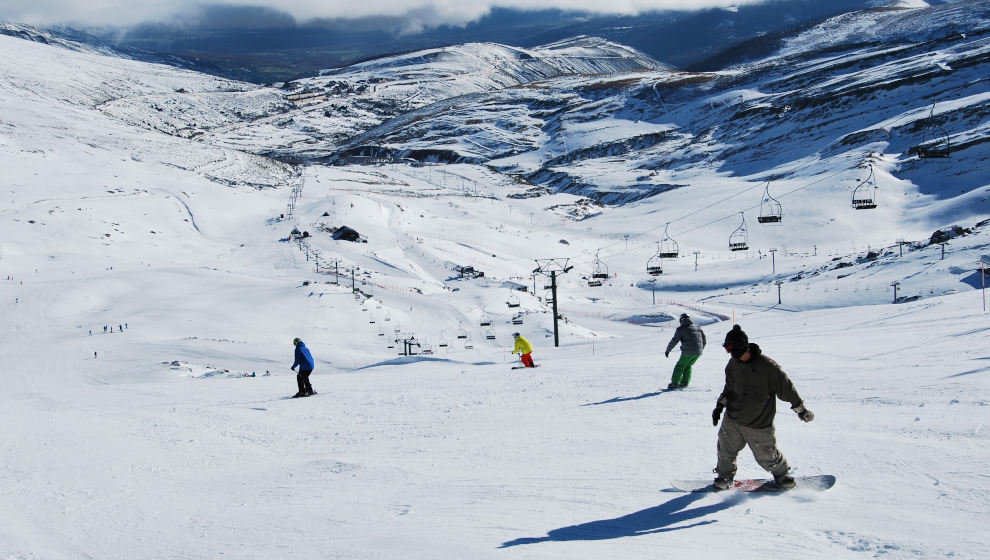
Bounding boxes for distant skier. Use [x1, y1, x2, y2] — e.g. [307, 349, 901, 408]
[290, 337, 316, 398]
[711, 325, 814, 490]
[663, 313, 706, 389]
[511, 332, 535, 368]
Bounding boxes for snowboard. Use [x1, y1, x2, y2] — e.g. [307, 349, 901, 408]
[659, 385, 691, 392]
[511, 364, 540, 370]
[670, 474, 835, 493]
[286, 391, 319, 399]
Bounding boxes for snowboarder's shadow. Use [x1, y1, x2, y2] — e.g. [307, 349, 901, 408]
[499, 492, 747, 547]
[582, 391, 662, 406]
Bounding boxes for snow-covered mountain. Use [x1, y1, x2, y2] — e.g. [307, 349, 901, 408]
[0, 2, 988, 559]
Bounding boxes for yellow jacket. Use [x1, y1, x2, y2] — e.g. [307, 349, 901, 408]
[512, 336, 533, 355]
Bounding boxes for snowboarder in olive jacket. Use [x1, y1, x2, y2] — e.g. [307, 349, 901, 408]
[290, 337, 316, 397]
[711, 325, 814, 489]
[664, 313, 706, 389]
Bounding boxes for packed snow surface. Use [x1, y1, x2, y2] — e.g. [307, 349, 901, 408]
[1, 6, 989, 559]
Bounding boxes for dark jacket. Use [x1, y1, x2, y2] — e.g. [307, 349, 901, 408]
[665, 316, 707, 355]
[717, 343, 803, 429]
[292, 341, 315, 371]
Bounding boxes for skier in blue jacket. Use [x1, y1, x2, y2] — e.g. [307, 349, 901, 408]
[290, 338, 316, 398]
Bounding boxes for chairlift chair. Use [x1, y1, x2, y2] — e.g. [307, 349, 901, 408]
[479, 314, 493, 327]
[464, 333, 474, 350]
[646, 244, 664, 276]
[456, 323, 468, 339]
[506, 293, 521, 308]
[659, 223, 679, 258]
[485, 328, 496, 341]
[913, 102, 951, 159]
[587, 277, 603, 287]
[591, 251, 609, 279]
[757, 182, 783, 224]
[729, 213, 749, 251]
[851, 165, 878, 210]
[511, 312, 524, 325]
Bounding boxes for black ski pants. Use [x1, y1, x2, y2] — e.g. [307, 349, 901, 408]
[296, 369, 314, 394]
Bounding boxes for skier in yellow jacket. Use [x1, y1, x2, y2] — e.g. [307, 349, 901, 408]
[511, 332, 536, 368]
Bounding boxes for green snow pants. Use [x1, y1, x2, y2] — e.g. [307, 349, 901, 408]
[670, 353, 701, 386]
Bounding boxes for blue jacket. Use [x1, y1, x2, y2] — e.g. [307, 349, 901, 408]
[292, 341, 315, 370]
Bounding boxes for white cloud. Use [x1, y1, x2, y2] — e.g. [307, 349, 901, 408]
[1, 0, 765, 28]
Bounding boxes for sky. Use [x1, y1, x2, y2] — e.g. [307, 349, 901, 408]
[2, 0, 764, 28]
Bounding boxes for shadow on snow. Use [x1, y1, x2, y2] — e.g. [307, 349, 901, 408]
[582, 391, 663, 406]
[499, 492, 750, 548]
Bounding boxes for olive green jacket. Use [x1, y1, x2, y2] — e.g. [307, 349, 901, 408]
[717, 343, 803, 429]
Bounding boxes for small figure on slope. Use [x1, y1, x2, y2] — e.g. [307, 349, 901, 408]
[290, 337, 316, 398]
[711, 325, 814, 490]
[511, 332, 536, 368]
[664, 313, 706, 389]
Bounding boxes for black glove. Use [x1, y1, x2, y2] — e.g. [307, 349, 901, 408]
[712, 404, 724, 426]
[665, 350, 670, 358]
[793, 405, 814, 422]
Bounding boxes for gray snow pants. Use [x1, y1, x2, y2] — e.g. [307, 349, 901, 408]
[716, 417, 789, 480]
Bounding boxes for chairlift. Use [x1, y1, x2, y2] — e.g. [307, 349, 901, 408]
[506, 293, 521, 308]
[757, 181, 783, 224]
[485, 327, 496, 341]
[659, 223, 679, 259]
[851, 165, 878, 210]
[729, 213, 749, 251]
[587, 277, 603, 287]
[511, 312, 524, 325]
[912, 102, 951, 159]
[384, 312, 391, 322]
[591, 251, 609, 279]
[479, 314, 493, 327]
[646, 244, 664, 276]
[464, 333, 474, 350]
[456, 322, 468, 339]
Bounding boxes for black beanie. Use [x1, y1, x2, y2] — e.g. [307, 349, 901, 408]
[723, 324, 748, 348]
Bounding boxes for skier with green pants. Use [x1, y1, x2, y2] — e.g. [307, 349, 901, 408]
[663, 313, 706, 389]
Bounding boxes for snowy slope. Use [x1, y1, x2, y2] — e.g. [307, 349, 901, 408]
[1, 6, 989, 560]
